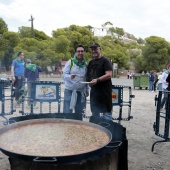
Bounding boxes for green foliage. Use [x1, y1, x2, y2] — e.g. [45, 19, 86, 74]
[125, 33, 137, 40]
[3, 32, 20, 47]
[2, 17, 170, 73]
[142, 36, 170, 71]
[19, 26, 50, 40]
[137, 37, 145, 44]
[0, 18, 8, 34]
[124, 41, 140, 49]
[18, 26, 32, 38]
[133, 55, 145, 72]
[54, 35, 71, 56]
[0, 32, 20, 70]
[85, 25, 93, 31]
[127, 49, 141, 60]
[102, 21, 113, 27]
[114, 27, 124, 39]
[99, 36, 130, 69]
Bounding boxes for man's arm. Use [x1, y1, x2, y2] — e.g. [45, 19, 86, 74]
[11, 65, 15, 82]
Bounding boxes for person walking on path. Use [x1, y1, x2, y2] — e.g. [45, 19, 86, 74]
[148, 71, 154, 91]
[86, 43, 113, 120]
[11, 52, 25, 107]
[62, 44, 89, 114]
[24, 59, 42, 109]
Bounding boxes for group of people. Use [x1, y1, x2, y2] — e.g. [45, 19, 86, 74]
[148, 70, 159, 92]
[127, 70, 133, 79]
[148, 65, 170, 110]
[11, 52, 42, 108]
[160, 65, 170, 110]
[11, 43, 113, 120]
[62, 43, 113, 120]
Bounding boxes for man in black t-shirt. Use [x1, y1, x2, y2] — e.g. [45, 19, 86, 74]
[86, 43, 113, 120]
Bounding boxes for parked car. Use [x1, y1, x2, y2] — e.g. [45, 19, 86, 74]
[0, 74, 11, 87]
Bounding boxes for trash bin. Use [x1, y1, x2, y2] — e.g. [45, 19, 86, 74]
[133, 75, 149, 89]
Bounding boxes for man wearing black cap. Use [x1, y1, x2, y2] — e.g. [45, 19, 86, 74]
[86, 43, 113, 120]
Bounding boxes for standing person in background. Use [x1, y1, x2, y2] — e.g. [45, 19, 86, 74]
[11, 52, 25, 108]
[149, 71, 154, 91]
[142, 71, 145, 75]
[62, 44, 89, 114]
[86, 43, 113, 120]
[153, 71, 158, 92]
[146, 71, 150, 76]
[127, 70, 130, 79]
[157, 72, 162, 91]
[160, 65, 170, 109]
[24, 59, 42, 109]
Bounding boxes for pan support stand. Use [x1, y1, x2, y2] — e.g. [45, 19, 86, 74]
[0, 114, 9, 125]
[151, 139, 169, 152]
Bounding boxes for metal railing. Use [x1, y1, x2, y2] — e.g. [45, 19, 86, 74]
[152, 91, 170, 152]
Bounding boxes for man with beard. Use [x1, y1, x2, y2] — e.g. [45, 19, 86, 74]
[86, 43, 113, 120]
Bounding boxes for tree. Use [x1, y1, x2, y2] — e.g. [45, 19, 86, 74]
[54, 35, 71, 60]
[142, 36, 170, 71]
[18, 26, 32, 38]
[19, 26, 50, 40]
[114, 27, 124, 39]
[85, 25, 93, 31]
[133, 55, 145, 72]
[0, 32, 20, 70]
[0, 18, 8, 34]
[127, 49, 141, 60]
[137, 37, 145, 45]
[52, 25, 96, 57]
[101, 21, 113, 28]
[99, 36, 130, 69]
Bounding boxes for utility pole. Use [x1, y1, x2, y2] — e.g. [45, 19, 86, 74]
[29, 15, 34, 38]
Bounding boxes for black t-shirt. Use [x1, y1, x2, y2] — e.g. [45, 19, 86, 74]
[86, 57, 112, 83]
[86, 57, 113, 113]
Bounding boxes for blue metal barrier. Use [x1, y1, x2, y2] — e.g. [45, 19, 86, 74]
[0, 80, 15, 125]
[19, 81, 62, 115]
[112, 85, 135, 124]
[152, 91, 170, 152]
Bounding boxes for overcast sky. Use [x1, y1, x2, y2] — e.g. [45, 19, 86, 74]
[0, 0, 170, 41]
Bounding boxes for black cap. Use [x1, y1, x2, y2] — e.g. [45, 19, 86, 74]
[90, 43, 100, 48]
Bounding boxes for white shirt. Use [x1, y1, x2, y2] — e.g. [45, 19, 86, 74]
[158, 74, 162, 84]
[161, 71, 169, 89]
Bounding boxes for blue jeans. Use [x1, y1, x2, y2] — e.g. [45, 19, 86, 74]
[149, 81, 154, 91]
[93, 112, 113, 120]
[27, 82, 37, 106]
[161, 88, 168, 109]
[14, 76, 24, 102]
[63, 89, 86, 113]
[158, 83, 162, 91]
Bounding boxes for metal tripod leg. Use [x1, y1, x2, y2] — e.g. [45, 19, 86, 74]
[151, 139, 168, 152]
